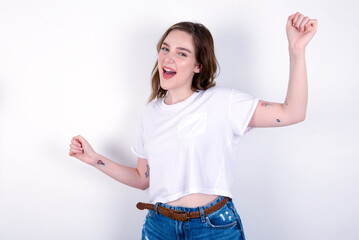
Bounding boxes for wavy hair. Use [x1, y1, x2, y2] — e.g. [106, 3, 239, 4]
[148, 22, 220, 103]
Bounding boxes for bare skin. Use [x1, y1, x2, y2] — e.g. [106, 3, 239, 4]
[248, 13, 317, 127]
[166, 193, 220, 207]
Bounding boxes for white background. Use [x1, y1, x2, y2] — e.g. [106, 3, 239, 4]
[1, 0, 358, 239]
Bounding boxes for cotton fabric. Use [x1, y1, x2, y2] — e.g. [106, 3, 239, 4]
[131, 86, 259, 203]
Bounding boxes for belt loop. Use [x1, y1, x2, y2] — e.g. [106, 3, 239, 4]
[154, 202, 160, 214]
[199, 206, 206, 223]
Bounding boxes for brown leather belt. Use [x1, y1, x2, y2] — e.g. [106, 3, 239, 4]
[136, 197, 229, 222]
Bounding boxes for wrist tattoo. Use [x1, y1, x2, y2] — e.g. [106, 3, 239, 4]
[276, 119, 281, 123]
[97, 160, 105, 166]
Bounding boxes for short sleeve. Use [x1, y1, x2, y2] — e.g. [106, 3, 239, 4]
[130, 117, 148, 159]
[229, 88, 260, 136]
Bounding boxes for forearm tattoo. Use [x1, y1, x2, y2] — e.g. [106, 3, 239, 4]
[145, 165, 150, 178]
[260, 101, 281, 123]
[97, 160, 105, 166]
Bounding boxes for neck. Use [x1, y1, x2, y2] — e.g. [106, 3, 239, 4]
[165, 88, 195, 105]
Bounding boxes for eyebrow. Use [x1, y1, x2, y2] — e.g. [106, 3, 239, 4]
[162, 42, 192, 54]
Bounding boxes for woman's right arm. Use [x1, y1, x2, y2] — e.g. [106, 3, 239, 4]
[69, 135, 149, 190]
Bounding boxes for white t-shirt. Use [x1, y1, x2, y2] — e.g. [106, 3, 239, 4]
[131, 85, 259, 203]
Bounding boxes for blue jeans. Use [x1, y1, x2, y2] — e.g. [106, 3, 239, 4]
[141, 196, 245, 240]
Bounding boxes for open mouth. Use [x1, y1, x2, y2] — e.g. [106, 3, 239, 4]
[163, 67, 177, 77]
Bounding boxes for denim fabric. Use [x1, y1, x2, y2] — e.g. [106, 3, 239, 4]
[141, 196, 245, 240]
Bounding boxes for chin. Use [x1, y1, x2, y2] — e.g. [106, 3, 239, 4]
[160, 85, 170, 91]
[159, 79, 171, 91]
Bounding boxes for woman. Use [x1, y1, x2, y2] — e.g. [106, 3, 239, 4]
[69, 12, 317, 239]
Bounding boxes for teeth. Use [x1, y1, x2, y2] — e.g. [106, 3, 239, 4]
[164, 68, 176, 72]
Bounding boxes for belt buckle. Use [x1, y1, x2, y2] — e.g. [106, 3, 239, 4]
[177, 210, 191, 222]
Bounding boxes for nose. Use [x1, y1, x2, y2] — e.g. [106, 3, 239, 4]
[164, 52, 175, 63]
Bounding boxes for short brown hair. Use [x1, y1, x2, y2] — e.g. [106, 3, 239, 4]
[148, 22, 220, 103]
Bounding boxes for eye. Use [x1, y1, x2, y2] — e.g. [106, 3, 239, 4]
[161, 47, 169, 51]
[179, 53, 187, 57]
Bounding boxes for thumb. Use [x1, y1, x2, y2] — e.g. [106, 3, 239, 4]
[305, 19, 318, 33]
[286, 13, 296, 28]
[73, 135, 86, 146]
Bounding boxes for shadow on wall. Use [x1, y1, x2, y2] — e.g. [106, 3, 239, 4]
[0, 77, 4, 117]
[103, 137, 136, 168]
[0, 78, 3, 170]
[111, 22, 158, 163]
[212, 22, 259, 93]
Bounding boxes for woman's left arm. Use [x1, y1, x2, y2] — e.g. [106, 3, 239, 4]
[248, 12, 318, 127]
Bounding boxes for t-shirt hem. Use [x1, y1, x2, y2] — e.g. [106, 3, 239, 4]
[130, 145, 147, 159]
[241, 97, 260, 135]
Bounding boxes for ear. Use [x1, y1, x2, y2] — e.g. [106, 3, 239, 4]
[194, 64, 202, 73]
